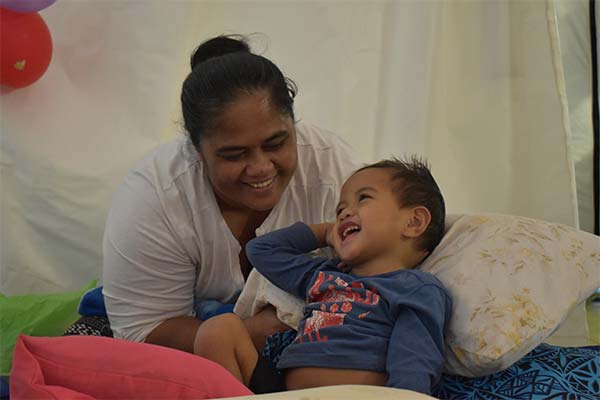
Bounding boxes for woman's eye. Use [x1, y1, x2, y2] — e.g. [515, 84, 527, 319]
[263, 140, 285, 151]
[220, 152, 245, 161]
[358, 194, 370, 201]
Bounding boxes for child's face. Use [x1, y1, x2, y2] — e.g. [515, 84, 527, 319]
[331, 168, 415, 271]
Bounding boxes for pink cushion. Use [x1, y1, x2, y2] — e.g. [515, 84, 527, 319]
[10, 334, 253, 399]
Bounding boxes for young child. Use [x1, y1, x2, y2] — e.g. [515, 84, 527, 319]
[193, 157, 452, 395]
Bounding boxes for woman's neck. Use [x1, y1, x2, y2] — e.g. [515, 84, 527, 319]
[217, 198, 270, 241]
[216, 197, 271, 279]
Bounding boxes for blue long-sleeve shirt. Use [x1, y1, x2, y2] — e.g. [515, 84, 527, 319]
[246, 222, 452, 395]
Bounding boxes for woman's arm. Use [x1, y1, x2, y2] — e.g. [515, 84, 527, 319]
[145, 309, 288, 355]
[145, 316, 202, 353]
[242, 305, 289, 350]
[145, 306, 288, 354]
[102, 172, 198, 345]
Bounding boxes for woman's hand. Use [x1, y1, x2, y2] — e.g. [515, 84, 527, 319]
[243, 305, 289, 352]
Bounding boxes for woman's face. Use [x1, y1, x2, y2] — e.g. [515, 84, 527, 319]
[199, 90, 298, 212]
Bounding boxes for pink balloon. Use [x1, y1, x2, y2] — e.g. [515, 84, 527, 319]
[0, 0, 56, 13]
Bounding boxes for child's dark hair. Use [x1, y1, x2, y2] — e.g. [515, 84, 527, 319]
[356, 156, 445, 253]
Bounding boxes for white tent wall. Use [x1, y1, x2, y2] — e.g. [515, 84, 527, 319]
[556, 0, 595, 234]
[186, 1, 385, 160]
[1, 2, 196, 294]
[376, 0, 579, 225]
[0, 0, 591, 341]
[553, 0, 599, 345]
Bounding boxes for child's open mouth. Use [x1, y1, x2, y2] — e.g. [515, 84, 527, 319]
[339, 221, 361, 243]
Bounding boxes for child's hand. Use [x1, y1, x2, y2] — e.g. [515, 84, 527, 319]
[309, 222, 336, 248]
[324, 222, 336, 248]
[309, 222, 351, 272]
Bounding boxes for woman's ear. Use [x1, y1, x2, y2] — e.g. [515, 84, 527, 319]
[404, 206, 432, 238]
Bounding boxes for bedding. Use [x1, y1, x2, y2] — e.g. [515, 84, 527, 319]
[9, 334, 252, 399]
[63, 315, 113, 337]
[219, 385, 438, 399]
[9, 333, 598, 400]
[433, 343, 600, 399]
[235, 213, 600, 376]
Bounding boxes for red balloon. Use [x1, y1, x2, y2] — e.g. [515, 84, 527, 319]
[0, 8, 52, 89]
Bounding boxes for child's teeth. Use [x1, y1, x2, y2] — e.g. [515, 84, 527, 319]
[343, 226, 358, 238]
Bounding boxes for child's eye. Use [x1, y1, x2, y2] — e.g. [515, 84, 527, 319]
[336, 208, 342, 217]
[358, 194, 371, 201]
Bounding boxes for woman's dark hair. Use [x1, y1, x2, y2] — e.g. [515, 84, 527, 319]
[181, 35, 297, 148]
[356, 156, 446, 254]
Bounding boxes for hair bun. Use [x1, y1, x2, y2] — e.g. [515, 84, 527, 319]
[190, 35, 251, 70]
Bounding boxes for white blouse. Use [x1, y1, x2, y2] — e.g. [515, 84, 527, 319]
[102, 121, 363, 342]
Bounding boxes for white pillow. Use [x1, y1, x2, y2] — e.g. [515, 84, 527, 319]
[420, 213, 600, 377]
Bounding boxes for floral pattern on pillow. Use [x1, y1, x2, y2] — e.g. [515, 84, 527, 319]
[420, 213, 600, 377]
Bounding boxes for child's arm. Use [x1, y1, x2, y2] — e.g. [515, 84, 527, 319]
[307, 222, 335, 248]
[310, 223, 349, 272]
[385, 285, 451, 395]
[246, 222, 334, 299]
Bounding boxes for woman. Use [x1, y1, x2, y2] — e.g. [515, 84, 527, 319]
[102, 35, 362, 356]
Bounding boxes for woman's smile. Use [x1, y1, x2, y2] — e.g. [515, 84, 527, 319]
[245, 175, 276, 191]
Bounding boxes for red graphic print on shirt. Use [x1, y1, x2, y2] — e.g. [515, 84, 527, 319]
[298, 272, 380, 342]
[308, 272, 380, 305]
[298, 310, 345, 342]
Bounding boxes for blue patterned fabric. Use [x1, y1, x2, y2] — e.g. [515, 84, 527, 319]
[262, 329, 297, 366]
[433, 344, 600, 400]
[264, 335, 599, 399]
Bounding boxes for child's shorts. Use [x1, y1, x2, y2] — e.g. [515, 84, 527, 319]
[248, 354, 286, 394]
